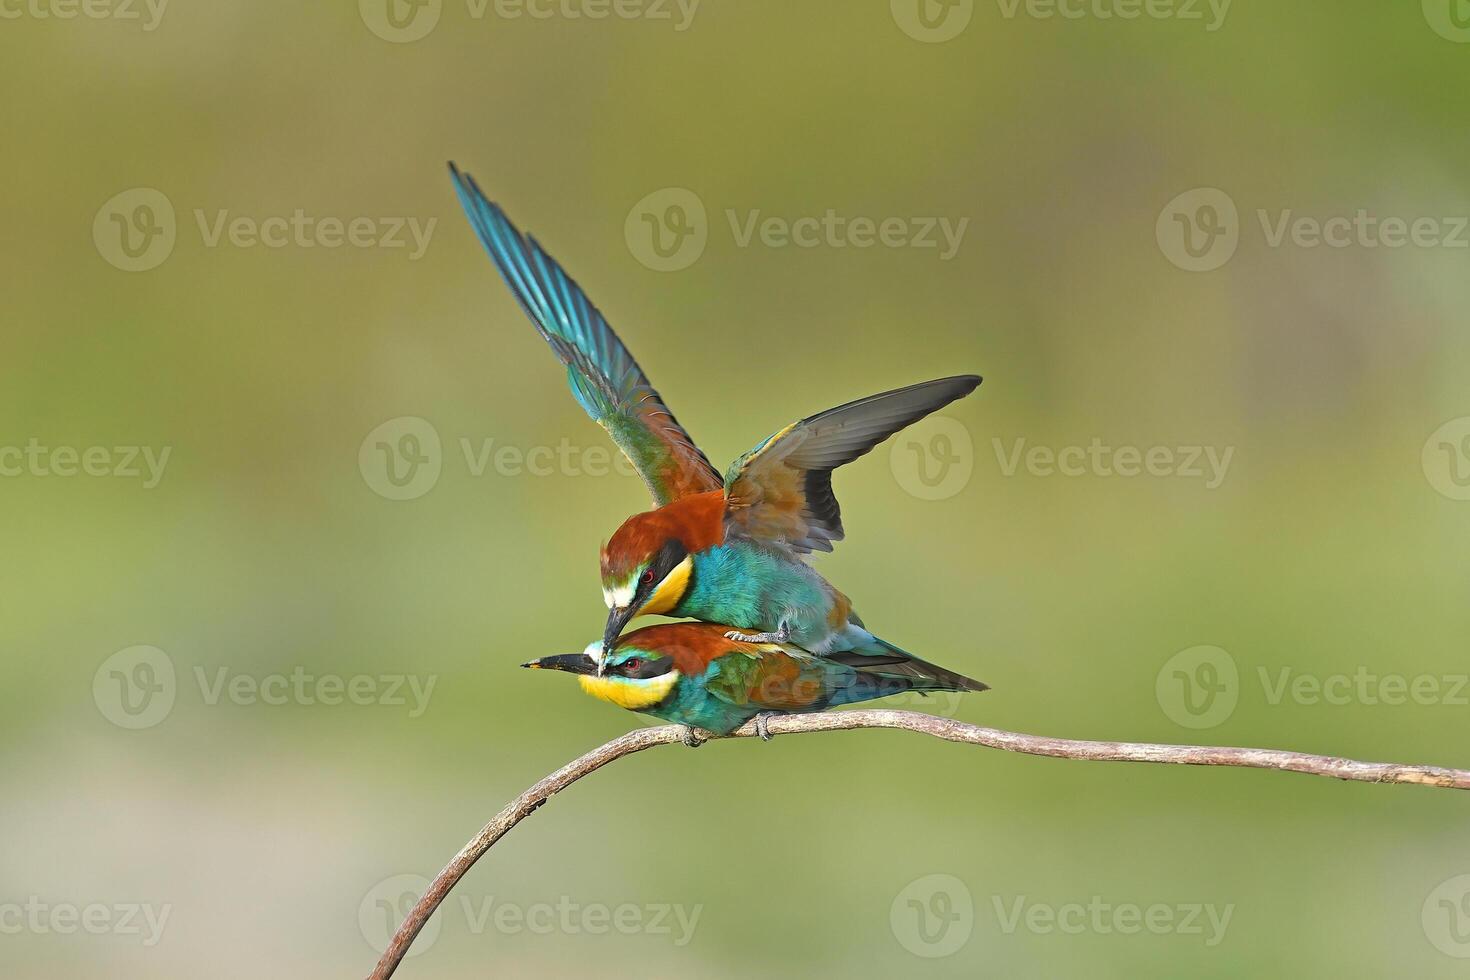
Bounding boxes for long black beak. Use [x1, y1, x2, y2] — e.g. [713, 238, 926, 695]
[522, 653, 597, 675]
[602, 605, 635, 661]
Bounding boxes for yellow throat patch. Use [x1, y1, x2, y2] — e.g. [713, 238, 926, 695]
[578, 671, 681, 710]
[638, 555, 693, 617]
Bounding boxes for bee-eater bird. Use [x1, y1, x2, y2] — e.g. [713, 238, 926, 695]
[449, 164, 983, 676]
[523, 622, 986, 738]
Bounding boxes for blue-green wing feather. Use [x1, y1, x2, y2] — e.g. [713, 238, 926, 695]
[449, 163, 723, 505]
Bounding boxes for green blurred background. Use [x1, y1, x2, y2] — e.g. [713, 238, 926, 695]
[4, 2, 1470, 976]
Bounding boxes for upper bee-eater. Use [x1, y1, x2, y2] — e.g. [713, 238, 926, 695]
[523, 622, 985, 738]
[449, 164, 983, 679]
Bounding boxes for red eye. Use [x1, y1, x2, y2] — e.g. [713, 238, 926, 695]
[622, 658, 643, 673]
[641, 570, 655, 585]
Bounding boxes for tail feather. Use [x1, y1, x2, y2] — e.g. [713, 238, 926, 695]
[825, 635, 988, 694]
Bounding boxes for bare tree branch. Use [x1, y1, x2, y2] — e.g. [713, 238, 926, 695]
[366, 708, 1470, 979]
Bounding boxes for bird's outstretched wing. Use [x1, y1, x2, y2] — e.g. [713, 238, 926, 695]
[449, 163, 723, 506]
[723, 376, 981, 554]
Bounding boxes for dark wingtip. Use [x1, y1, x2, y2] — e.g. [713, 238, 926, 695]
[907, 374, 981, 402]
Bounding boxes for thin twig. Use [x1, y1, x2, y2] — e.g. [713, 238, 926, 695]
[367, 709, 1470, 979]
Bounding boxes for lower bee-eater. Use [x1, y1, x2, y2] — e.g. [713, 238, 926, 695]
[449, 164, 982, 679]
[523, 622, 987, 738]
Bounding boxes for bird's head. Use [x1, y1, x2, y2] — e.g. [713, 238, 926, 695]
[523, 638, 681, 710]
[598, 513, 694, 656]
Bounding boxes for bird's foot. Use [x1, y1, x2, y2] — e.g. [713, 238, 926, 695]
[724, 622, 792, 645]
[680, 726, 706, 749]
[753, 711, 782, 742]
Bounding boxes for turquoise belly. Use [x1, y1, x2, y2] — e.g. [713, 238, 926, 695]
[679, 544, 835, 646]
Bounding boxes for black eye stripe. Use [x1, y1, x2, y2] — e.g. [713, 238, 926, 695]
[638, 540, 686, 596]
[622, 656, 673, 679]
[657, 540, 686, 573]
